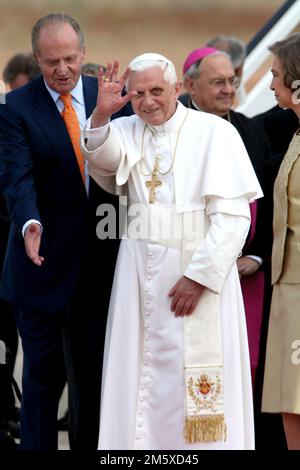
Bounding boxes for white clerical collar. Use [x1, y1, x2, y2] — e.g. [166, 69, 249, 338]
[44, 76, 84, 105]
[191, 99, 203, 111]
[147, 101, 188, 133]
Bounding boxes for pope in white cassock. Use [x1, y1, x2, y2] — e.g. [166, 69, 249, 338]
[81, 53, 262, 450]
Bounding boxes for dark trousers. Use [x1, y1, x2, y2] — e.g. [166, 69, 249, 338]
[15, 306, 66, 449]
[15, 271, 109, 450]
[65, 270, 109, 450]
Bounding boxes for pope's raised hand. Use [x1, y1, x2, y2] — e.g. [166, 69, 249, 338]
[91, 61, 137, 128]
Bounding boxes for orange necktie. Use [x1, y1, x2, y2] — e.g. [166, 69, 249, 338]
[60, 94, 85, 183]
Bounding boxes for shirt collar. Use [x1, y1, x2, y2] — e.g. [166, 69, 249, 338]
[190, 99, 202, 111]
[44, 76, 84, 105]
[190, 97, 228, 119]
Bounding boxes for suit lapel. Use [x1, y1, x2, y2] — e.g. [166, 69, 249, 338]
[272, 131, 300, 283]
[30, 77, 88, 192]
[82, 76, 98, 200]
[82, 75, 98, 120]
[276, 131, 300, 198]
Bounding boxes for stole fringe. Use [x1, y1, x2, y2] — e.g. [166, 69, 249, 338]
[184, 414, 227, 444]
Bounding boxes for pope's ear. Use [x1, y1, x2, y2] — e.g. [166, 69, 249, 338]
[174, 80, 183, 98]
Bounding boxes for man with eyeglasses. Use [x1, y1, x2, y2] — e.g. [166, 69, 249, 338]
[181, 47, 240, 118]
[180, 47, 271, 430]
[180, 47, 270, 186]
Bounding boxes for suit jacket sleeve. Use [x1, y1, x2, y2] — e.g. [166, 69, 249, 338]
[0, 103, 40, 232]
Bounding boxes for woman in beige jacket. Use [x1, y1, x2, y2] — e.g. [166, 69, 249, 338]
[262, 33, 300, 450]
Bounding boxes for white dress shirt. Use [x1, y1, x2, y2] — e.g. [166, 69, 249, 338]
[22, 77, 87, 236]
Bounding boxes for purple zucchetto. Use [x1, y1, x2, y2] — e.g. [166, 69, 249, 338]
[182, 47, 218, 75]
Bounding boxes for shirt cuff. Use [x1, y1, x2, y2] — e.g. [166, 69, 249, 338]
[245, 255, 263, 265]
[82, 116, 110, 151]
[22, 219, 42, 238]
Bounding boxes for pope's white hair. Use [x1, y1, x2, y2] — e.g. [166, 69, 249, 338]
[125, 52, 177, 90]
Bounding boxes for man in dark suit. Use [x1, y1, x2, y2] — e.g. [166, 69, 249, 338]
[0, 13, 131, 450]
[0, 51, 41, 447]
[180, 47, 270, 263]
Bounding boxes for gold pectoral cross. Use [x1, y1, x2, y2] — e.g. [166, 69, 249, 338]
[146, 158, 162, 203]
[146, 171, 161, 203]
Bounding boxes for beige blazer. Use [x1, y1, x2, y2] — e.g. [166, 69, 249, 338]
[272, 130, 300, 284]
